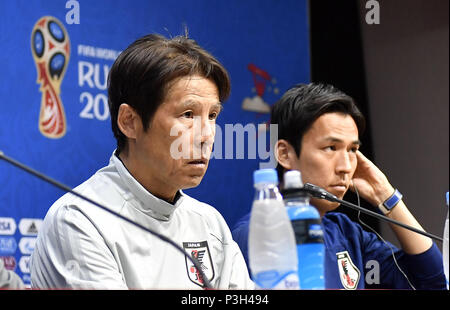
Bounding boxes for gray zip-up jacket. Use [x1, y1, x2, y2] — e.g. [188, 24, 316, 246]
[30, 152, 254, 289]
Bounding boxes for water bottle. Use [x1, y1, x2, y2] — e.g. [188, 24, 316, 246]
[248, 168, 300, 289]
[282, 170, 325, 289]
[444, 192, 449, 289]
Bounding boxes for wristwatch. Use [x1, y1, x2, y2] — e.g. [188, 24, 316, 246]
[378, 189, 403, 215]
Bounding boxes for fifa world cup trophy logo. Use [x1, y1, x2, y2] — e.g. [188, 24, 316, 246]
[31, 17, 70, 139]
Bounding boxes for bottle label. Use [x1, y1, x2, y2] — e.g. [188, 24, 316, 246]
[291, 219, 324, 244]
[254, 270, 299, 289]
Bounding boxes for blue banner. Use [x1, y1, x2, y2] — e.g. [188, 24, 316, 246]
[0, 0, 310, 285]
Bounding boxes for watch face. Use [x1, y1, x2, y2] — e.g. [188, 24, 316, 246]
[384, 190, 402, 210]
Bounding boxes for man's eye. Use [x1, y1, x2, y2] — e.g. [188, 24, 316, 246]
[350, 147, 359, 153]
[182, 111, 194, 118]
[209, 112, 218, 120]
[324, 145, 336, 151]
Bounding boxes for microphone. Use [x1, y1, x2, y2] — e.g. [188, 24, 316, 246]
[0, 150, 212, 289]
[302, 182, 443, 242]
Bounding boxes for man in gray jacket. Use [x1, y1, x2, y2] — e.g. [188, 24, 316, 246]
[0, 259, 24, 288]
[30, 33, 253, 289]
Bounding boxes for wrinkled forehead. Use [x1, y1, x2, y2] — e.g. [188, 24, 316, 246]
[162, 75, 220, 104]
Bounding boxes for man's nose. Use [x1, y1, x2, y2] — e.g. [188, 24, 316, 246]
[193, 116, 215, 146]
[202, 119, 215, 144]
[336, 150, 353, 175]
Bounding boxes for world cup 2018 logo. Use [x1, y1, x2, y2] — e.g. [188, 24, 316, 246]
[31, 16, 70, 139]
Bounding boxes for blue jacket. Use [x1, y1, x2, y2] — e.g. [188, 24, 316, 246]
[232, 211, 446, 289]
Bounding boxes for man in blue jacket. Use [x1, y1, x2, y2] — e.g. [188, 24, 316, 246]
[232, 83, 446, 289]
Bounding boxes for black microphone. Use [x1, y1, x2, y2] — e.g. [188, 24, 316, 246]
[0, 150, 212, 289]
[303, 182, 443, 242]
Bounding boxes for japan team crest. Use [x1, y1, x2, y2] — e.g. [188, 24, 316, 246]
[336, 251, 360, 290]
[183, 241, 215, 287]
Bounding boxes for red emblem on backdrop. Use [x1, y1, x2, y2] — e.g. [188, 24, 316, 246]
[1, 256, 17, 271]
[247, 63, 271, 98]
[31, 16, 70, 139]
[241, 63, 279, 115]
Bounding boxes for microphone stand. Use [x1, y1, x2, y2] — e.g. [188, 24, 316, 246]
[0, 150, 213, 289]
[302, 183, 443, 242]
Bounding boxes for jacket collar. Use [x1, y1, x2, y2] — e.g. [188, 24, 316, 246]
[111, 152, 184, 221]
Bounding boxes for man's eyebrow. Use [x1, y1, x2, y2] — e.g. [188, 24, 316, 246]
[181, 100, 223, 112]
[324, 136, 362, 145]
[180, 100, 200, 109]
[212, 103, 223, 112]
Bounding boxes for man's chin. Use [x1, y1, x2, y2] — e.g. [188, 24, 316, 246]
[180, 174, 206, 190]
[311, 197, 340, 215]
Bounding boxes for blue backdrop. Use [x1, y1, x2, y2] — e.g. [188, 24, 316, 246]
[0, 0, 310, 285]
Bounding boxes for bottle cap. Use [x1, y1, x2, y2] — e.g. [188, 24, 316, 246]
[283, 170, 303, 189]
[253, 168, 278, 185]
[446, 191, 449, 207]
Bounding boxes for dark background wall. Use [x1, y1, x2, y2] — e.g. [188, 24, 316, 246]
[310, 0, 449, 247]
[358, 0, 449, 247]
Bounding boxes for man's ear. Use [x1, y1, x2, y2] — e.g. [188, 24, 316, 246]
[117, 103, 140, 140]
[275, 139, 298, 170]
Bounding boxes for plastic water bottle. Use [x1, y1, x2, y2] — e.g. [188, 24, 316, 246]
[282, 170, 325, 289]
[248, 168, 300, 289]
[444, 192, 449, 289]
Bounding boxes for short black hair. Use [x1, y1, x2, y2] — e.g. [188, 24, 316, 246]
[270, 83, 366, 181]
[108, 33, 230, 154]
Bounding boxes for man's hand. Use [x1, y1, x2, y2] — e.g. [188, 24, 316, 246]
[350, 151, 432, 254]
[350, 151, 395, 207]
